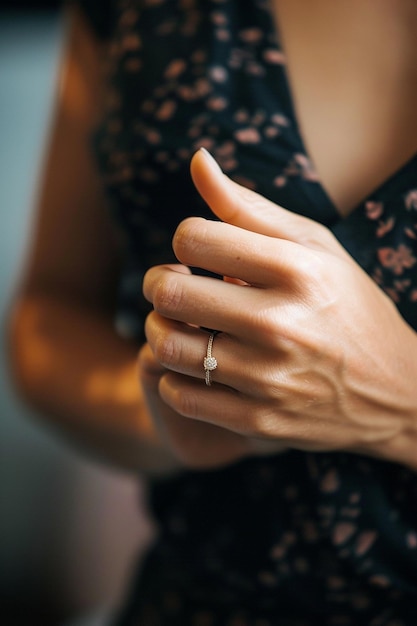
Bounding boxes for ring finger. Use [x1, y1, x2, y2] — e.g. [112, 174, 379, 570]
[145, 311, 274, 395]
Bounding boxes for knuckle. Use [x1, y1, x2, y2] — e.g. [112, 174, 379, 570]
[291, 250, 327, 293]
[153, 274, 185, 314]
[258, 371, 284, 402]
[248, 307, 282, 346]
[297, 220, 332, 250]
[173, 217, 207, 262]
[251, 406, 290, 440]
[298, 250, 321, 280]
[248, 406, 275, 438]
[154, 333, 178, 368]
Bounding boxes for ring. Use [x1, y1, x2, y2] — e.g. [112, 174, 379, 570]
[203, 331, 218, 386]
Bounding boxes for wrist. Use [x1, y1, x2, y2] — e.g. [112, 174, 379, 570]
[366, 324, 417, 472]
[368, 426, 417, 472]
[351, 318, 417, 472]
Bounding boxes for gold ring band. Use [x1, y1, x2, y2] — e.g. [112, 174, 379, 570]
[203, 332, 218, 386]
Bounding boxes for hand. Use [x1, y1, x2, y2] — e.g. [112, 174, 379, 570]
[138, 338, 274, 469]
[139, 266, 276, 469]
[144, 149, 417, 467]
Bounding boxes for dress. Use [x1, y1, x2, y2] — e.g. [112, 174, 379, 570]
[75, 1, 417, 624]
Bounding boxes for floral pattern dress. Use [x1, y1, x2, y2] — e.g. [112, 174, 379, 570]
[75, 1, 417, 624]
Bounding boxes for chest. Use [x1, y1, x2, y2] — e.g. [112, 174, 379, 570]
[271, 0, 417, 217]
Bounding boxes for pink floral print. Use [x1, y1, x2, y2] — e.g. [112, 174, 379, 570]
[79, 0, 417, 622]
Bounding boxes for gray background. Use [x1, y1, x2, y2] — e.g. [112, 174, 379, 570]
[0, 11, 151, 625]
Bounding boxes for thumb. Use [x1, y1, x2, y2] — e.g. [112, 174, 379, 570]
[190, 148, 346, 258]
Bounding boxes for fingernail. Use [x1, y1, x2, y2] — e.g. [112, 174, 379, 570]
[199, 147, 223, 172]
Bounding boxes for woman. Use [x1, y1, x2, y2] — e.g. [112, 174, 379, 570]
[9, 0, 417, 623]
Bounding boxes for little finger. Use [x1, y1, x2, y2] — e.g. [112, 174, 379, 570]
[159, 372, 289, 440]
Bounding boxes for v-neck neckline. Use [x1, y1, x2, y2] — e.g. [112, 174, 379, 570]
[265, 0, 417, 226]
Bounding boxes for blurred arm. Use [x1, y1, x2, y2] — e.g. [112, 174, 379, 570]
[7, 6, 179, 475]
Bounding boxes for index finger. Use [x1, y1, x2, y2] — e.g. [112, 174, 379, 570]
[173, 217, 318, 288]
[190, 148, 349, 260]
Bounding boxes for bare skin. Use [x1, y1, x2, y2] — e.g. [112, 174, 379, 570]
[8, 7, 178, 475]
[9, 1, 417, 472]
[272, 0, 417, 216]
[142, 1, 417, 470]
[144, 150, 417, 471]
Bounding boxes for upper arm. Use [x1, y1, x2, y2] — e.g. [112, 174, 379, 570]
[20, 4, 121, 311]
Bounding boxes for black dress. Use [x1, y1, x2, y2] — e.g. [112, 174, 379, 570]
[75, 1, 417, 623]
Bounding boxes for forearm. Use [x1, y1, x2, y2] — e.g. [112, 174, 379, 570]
[8, 293, 180, 475]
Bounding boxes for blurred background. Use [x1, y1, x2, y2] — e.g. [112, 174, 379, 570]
[0, 2, 152, 624]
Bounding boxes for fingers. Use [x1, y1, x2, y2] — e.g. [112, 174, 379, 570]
[138, 342, 165, 379]
[143, 263, 307, 344]
[190, 148, 349, 259]
[172, 216, 310, 287]
[144, 233, 330, 337]
[159, 371, 257, 434]
[145, 312, 284, 394]
[158, 369, 369, 455]
[159, 371, 290, 440]
[143, 265, 266, 335]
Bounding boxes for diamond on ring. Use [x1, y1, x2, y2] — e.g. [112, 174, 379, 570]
[204, 332, 218, 386]
[204, 356, 217, 370]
